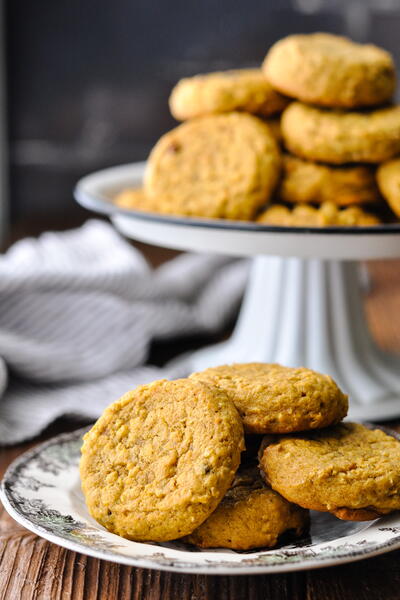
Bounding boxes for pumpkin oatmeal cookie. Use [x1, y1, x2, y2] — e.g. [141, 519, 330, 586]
[377, 158, 400, 217]
[80, 379, 244, 542]
[281, 102, 400, 164]
[190, 363, 348, 434]
[262, 33, 395, 108]
[185, 465, 309, 550]
[264, 116, 283, 145]
[169, 69, 289, 121]
[114, 187, 157, 211]
[259, 423, 400, 521]
[280, 155, 380, 206]
[257, 202, 380, 227]
[242, 434, 265, 462]
[145, 113, 281, 220]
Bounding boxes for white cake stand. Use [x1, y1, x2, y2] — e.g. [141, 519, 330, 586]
[75, 162, 400, 422]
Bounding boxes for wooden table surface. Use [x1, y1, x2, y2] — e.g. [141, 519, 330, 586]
[1, 258, 400, 600]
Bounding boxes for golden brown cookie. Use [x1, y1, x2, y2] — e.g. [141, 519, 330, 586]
[145, 113, 281, 220]
[114, 187, 157, 212]
[257, 202, 381, 227]
[190, 363, 348, 434]
[80, 379, 244, 542]
[259, 423, 400, 521]
[264, 116, 283, 145]
[185, 465, 309, 550]
[280, 154, 380, 206]
[169, 69, 289, 121]
[281, 102, 400, 164]
[377, 158, 400, 217]
[263, 33, 395, 108]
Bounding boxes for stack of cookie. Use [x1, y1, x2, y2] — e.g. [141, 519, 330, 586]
[115, 32, 400, 227]
[80, 363, 400, 550]
[260, 33, 400, 225]
[117, 69, 286, 221]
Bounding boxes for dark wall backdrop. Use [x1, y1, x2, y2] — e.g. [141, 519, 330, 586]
[5, 1, 400, 227]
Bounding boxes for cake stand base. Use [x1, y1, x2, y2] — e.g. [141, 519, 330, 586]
[183, 257, 400, 422]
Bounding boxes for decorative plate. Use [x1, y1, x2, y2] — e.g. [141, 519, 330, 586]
[2, 427, 400, 575]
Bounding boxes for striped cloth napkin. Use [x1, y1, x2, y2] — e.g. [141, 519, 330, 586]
[0, 220, 248, 445]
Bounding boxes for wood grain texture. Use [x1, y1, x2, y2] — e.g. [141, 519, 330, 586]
[1, 259, 400, 600]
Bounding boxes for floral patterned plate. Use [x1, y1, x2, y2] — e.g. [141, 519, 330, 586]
[2, 427, 400, 575]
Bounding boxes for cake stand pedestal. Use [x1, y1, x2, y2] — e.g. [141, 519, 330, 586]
[75, 162, 400, 422]
[180, 256, 400, 421]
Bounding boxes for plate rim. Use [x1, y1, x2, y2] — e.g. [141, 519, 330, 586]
[2, 427, 400, 575]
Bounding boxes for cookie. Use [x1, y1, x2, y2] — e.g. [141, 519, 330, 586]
[145, 113, 281, 220]
[280, 154, 380, 206]
[257, 202, 381, 227]
[281, 102, 400, 164]
[259, 423, 400, 521]
[264, 116, 282, 145]
[377, 158, 400, 217]
[190, 363, 348, 434]
[114, 187, 157, 211]
[185, 465, 309, 550]
[169, 69, 289, 121]
[262, 33, 395, 108]
[80, 379, 244, 542]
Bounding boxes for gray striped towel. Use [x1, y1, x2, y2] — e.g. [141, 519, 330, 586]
[0, 220, 248, 444]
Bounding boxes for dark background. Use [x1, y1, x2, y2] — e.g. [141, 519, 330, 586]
[5, 0, 400, 232]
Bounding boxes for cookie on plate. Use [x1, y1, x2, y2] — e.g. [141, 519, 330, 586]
[145, 113, 281, 220]
[281, 102, 400, 164]
[377, 158, 400, 217]
[259, 423, 400, 521]
[280, 154, 380, 206]
[185, 465, 309, 550]
[169, 69, 289, 121]
[264, 116, 283, 145]
[257, 202, 381, 227]
[114, 187, 157, 212]
[190, 363, 348, 434]
[262, 33, 395, 108]
[80, 379, 244, 542]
